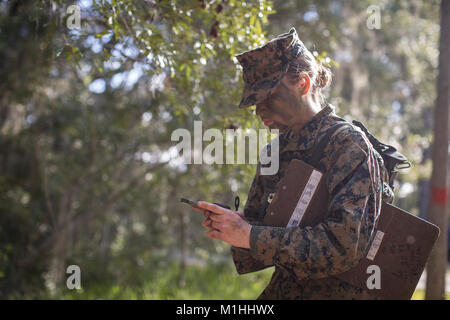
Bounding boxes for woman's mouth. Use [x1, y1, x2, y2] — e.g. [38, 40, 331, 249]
[262, 119, 274, 126]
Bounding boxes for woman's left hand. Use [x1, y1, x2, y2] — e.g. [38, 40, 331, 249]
[197, 201, 252, 249]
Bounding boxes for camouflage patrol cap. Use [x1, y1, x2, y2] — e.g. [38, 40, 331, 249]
[236, 27, 307, 109]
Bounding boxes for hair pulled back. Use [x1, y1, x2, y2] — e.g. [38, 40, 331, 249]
[285, 48, 332, 105]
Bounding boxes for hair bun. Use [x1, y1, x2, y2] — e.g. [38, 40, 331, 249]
[317, 64, 332, 89]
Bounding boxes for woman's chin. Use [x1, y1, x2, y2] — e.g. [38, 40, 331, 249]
[269, 122, 286, 131]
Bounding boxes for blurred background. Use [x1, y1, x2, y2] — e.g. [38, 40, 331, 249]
[0, 0, 448, 299]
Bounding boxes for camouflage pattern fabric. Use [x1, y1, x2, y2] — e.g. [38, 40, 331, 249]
[236, 27, 306, 109]
[231, 104, 394, 300]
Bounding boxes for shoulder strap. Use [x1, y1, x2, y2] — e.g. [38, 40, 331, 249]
[310, 121, 353, 170]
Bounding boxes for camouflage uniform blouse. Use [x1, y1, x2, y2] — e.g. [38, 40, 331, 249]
[231, 104, 393, 300]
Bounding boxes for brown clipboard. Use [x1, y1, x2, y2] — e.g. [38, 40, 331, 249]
[262, 159, 440, 300]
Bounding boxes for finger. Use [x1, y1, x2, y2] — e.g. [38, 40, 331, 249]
[206, 229, 223, 240]
[210, 221, 225, 231]
[215, 222, 230, 233]
[197, 201, 229, 215]
[192, 206, 207, 214]
[202, 218, 213, 229]
[208, 212, 227, 222]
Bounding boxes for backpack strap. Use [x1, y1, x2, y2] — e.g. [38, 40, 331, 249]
[309, 121, 353, 170]
[352, 120, 410, 189]
[309, 120, 396, 204]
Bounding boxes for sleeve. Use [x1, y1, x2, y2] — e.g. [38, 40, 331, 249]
[230, 163, 275, 274]
[246, 137, 382, 281]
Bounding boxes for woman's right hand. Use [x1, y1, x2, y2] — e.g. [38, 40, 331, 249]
[192, 205, 244, 230]
[190, 206, 215, 230]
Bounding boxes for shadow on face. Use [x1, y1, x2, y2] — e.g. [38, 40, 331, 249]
[255, 79, 303, 130]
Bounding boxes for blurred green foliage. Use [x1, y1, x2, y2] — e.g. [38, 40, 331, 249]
[0, 0, 274, 299]
[0, 0, 445, 299]
[54, 263, 274, 300]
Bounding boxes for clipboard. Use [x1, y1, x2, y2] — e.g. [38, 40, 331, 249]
[262, 159, 440, 300]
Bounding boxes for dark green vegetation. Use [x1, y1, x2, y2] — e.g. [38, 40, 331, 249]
[0, 0, 445, 299]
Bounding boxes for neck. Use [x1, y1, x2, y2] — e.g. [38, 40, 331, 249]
[291, 97, 322, 132]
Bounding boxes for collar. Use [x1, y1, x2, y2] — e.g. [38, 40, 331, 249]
[279, 104, 335, 153]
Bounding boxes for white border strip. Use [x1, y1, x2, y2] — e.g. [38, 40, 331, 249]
[366, 230, 385, 261]
[287, 170, 322, 228]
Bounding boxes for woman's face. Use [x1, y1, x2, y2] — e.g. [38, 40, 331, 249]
[255, 77, 305, 131]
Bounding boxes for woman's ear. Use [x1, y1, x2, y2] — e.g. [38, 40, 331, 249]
[298, 72, 311, 96]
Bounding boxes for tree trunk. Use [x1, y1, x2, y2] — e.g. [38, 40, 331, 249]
[176, 184, 190, 289]
[425, 0, 450, 300]
[177, 209, 188, 289]
[48, 192, 74, 292]
[418, 178, 430, 219]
